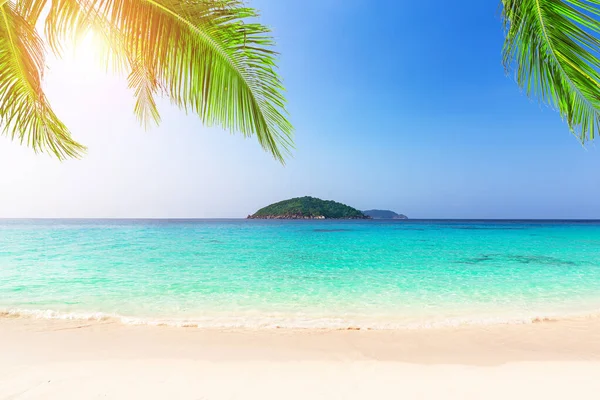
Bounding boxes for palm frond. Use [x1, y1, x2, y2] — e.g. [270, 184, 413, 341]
[27, 0, 293, 162]
[0, 1, 85, 159]
[502, 0, 600, 142]
[128, 57, 162, 128]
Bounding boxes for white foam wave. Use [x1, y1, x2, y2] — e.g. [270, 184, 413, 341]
[2, 307, 599, 330]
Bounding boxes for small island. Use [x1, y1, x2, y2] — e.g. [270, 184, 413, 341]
[248, 196, 370, 219]
[363, 210, 408, 220]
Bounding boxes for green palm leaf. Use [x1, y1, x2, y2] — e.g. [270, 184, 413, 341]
[3, 0, 292, 162]
[502, 0, 600, 142]
[0, 0, 85, 159]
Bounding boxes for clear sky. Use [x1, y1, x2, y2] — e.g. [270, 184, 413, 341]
[1, 0, 600, 219]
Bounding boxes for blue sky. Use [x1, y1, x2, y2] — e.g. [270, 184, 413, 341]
[1, 0, 599, 219]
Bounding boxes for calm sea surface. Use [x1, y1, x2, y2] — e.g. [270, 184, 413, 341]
[1, 219, 600, 329]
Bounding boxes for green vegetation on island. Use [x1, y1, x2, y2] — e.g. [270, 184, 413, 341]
[363, 210, 408, 220]
[248, 197, 369, 219]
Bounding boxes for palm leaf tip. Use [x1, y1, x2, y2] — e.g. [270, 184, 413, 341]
[501, 0, 600, 143]
[0, 0, 85, 160]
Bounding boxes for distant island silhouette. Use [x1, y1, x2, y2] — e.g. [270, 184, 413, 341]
[363, 210, 408, 220]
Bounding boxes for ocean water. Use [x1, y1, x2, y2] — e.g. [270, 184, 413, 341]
[1, 219, 600, 329]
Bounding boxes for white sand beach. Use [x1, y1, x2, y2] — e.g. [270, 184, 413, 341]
[2, 316, 600, 399]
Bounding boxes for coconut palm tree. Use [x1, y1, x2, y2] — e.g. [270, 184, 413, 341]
[502, 0, 600, 143]
[0, 0, 292, 162]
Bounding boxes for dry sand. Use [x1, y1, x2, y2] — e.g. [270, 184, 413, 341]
[2, 316, 600, 399]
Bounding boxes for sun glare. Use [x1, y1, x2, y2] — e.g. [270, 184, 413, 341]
[63, 31, 109, 73]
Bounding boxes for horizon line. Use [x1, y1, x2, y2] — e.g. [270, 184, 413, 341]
[1, 218, 600, 222]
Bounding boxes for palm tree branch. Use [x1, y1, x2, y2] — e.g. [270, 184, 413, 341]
[141, 0, 293, 160]
[39, 0, 293, 162]
[502, 0, 600, 142]
[533, 0, 597, 113]
[0, 1, 85, 158]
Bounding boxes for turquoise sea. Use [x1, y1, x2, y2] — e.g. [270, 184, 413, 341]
[1, 219, 600, 329]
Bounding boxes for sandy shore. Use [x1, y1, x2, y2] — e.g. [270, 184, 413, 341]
[2, 316, 600, 399]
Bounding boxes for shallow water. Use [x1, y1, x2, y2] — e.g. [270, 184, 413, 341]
[1, 219, 600, 329]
